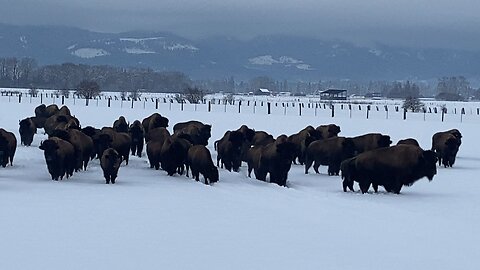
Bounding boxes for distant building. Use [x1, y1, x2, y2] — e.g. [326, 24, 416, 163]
[319, 89, 347, 100]
[364, 92, 384, 100]
[254, 88, 271, 96]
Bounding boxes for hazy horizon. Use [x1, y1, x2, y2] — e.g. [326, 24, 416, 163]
[1, 0, 480, 51]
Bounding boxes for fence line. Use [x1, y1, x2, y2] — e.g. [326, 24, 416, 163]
[1, 93, 478, 123]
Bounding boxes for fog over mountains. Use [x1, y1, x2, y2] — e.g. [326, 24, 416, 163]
[1, 23, 479, 81]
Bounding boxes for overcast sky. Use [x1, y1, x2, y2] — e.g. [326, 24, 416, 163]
[2, 0, 479, 50]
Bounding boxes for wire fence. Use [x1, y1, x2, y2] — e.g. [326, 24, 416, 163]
[1, 92, 478, 123]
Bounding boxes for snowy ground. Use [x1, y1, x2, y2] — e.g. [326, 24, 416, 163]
[0, 98, 479, 269]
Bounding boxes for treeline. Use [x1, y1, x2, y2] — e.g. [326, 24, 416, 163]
[0, 57, 192, 93]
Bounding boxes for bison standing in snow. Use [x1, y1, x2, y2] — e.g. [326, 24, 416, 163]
[19, 117, 36, 146]
[341, 144, 437, 194]
[0, 128, 17, 167]
[186, 145, 219, 185]
[39, 137, 75, 180]
[101, 148, 122, 184]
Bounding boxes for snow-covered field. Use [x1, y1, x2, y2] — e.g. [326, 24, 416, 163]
[0, 96, 479, 269]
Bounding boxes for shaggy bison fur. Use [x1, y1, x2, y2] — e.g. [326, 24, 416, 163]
[431, 131, 461, 167]
[101, 148, 122, 184]
[0, 128, 17, 167]
[19, 117, 36, 146]
[316, 124, 341, 139]
[142, 113, 169, 135]
[50, 129, 94, 171]
[186, 145, 219, 185]
[341, 145, 437, 194]
[128, 120, 145, 157]
[288, 126, 322, 165]
[215, 130, 244, 172]
[39, 137, 75, 180]
[113, 116, 129, 133]
[173, 120, 211, 146]
[397, 138, 420, 147]
[351, 133, 392, 154]
[255, 141, 297, 187]
[160, 135, 192, 176]
[94, 128, 131, 165]
[304, 136, 355, 175]
[252, 131, 275, 146]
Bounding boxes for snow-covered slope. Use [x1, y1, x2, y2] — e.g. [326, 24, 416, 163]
[0, 97, 479, 269]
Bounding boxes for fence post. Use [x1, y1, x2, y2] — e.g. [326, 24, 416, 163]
[108, 98, 111, 107]
[181, 100, 184, 111]
[131, 98, 134, 109]
[267, 102, 271, 114]
[299, 103, 302, 116]
[208, 101, 211, 112]
[441, 108, 445, 122]
[155, 98, 159, 109]
[403, 108, 407, 120]
[331, 104, 334, 117]
[143, 99, 146, 109]
[40, 93, 43, 104]
[86, 98, 89, 106]
[366, 105, 370, 119]
[238, 100, 241, 113]
[18, 94, 21, 103]
[61, 96, 65, 105]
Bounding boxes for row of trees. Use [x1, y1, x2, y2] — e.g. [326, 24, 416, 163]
[0, 57, 192, 93]
[1, 57, 479, 101]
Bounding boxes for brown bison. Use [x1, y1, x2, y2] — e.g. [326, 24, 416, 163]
[142, 113, 169, 135]
[146, 127, 171, 144]
[101, 148, 122, 184]
[160, 135, 192, 176]
[341, 145, 437, 194]
[397, 138, 420, 147]
[19, 117, 37, 146]
[252, 131, 275, 146]
[39, 137, 75, 180]
[316, 124, 341, 139]
[35, 104, 59, 118]
[173, 120, 212, 146]
[50, 129, 94, 171]
[94, 128, 132, 165]
[146, 140, 164, 170]
[128, 120, 145, 157]
[305, 136, 355, 175]
[186, 145, 219, 185]
[0, 128, 17, 167]
[44, 115, 80, 136]
[431, 131, 461, 167]
[288, 126, 322, 165]
[255, 141, 297, 187]
[351, 133, 392, 154]
[58, 105, 72, 116]
[246, 146, 264, 178]
[113, 116, 129, 133]
[215, 130, 244, 172]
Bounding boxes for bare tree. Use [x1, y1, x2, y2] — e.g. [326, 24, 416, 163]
[182, 87, 204, 104]
[75, 80, 101, 99]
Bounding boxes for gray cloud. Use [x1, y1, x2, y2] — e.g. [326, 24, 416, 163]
[1, 0, 480, 50]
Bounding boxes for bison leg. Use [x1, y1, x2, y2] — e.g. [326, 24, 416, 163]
[313, 161, 320, 174]
[304, 157, 313, 174]
[359, 181, 370, 194]
[372, 183, 378, 193]
[111, 174, 117, 184]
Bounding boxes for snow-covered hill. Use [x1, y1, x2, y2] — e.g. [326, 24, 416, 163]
[2, 23, 480, 80]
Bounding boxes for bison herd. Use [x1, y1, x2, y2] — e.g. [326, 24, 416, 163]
[0, 103, 462, 193]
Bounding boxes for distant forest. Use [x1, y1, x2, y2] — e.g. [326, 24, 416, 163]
[1, 57, 478, 100]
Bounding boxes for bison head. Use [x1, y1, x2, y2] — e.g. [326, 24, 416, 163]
[208, 166, 219, 184]
[420, 150, 438, 181]
[378, 135, 392, 148]
[328, 124, 341, 137]
[39, 140, 60, 162]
